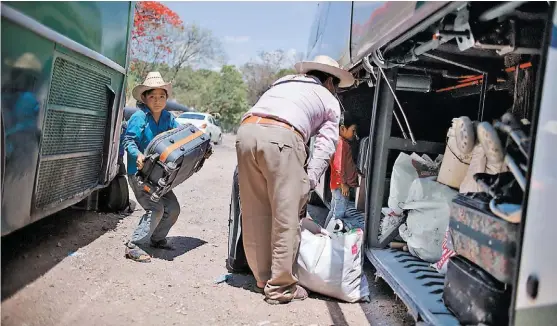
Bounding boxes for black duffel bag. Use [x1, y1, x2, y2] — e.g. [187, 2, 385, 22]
[443, 255, 512, 325]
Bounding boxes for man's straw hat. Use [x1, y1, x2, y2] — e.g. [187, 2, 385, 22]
[132, 71, 173, 102]
[294, 55, 355, 88]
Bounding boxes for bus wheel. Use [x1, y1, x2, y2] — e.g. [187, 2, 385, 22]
[100, 175, 129, 212]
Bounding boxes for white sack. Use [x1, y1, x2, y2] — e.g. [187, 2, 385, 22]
[398, 177, 457, 263]
[296, 228, 370, 303]
[388, 153, 442, 215]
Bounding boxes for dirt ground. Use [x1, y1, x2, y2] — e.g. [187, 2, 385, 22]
[1, 134, 413, 326]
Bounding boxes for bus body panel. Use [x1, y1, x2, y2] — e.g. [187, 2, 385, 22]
[306, 2, 353, 68]
[1, 19, 55, 234]
[7, 1, 130, 67]
[305, 1, 455, 71]
[514, 7, 557, 324]
[1, 2, 132, 236]
[350, 1, 452, 67]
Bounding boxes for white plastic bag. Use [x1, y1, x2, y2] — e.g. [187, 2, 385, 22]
[380, 207, 405, 237]
[388, 153, 442, 215]
[296, 228, 370, 303]
[398, 177, 457, 263]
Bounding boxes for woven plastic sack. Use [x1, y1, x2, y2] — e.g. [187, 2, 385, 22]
[296, 228, 370, 303]
[399, 177, 457, 263]
[388, 153, 442, 215]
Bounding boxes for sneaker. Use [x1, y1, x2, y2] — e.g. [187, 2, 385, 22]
[454, 116, 476, 155]
[477, 122, 506, 173]
[125, 246, 151, 263]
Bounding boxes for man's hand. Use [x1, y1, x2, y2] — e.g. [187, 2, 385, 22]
[309, 176, 318, 190]
[341, 183, 349, 197]
[136, 153, 146, 171]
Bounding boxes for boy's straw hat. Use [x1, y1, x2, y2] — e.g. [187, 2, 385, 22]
[132, 71, 172, 102]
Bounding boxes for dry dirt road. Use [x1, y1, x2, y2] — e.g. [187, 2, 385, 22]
[1, 134, 413, 326]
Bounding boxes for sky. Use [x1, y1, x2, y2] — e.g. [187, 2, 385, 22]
[163, 1, 318, 69]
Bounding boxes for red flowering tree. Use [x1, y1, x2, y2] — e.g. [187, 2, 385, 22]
[130, 1, 183, 80]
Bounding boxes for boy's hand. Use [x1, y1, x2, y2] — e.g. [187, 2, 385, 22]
[204, 147, 213, 160]
[341, 184, 350, 197]
[136, 153, 146, 170]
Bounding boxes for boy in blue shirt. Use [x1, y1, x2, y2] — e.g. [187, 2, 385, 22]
[123, 72, 182, 263]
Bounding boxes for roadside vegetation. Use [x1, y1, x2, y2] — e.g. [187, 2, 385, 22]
[127, 1, 299, 132]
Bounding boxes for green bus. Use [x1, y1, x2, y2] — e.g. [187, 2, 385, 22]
[1, 1, 134, 235]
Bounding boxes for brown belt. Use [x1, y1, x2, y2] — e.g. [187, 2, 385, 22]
[241, 115, 303, 140]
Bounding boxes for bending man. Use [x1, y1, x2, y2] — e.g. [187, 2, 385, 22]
[235, 55, 354, 304]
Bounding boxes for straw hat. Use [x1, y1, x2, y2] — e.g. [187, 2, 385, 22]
[132, 71, 172, 102]
[5, 53, 42, 72]
[295, 55, 355, 88]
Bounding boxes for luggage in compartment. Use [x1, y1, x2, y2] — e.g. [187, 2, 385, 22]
[355, 136, 370, 210]
[356, 136, 369, 175]
[226, 166, 250, 273]
[449, 193, 518, 283]
[437, 117, 474, 189]
[443, 255, 512, 325]
[136, 123, 212, 202]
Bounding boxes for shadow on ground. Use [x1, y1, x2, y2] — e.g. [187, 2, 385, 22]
[1, 207, 129, 301]
[143, 236, 207, 261]
[224, 272, 262, 294]
[223, 203, 413, 325]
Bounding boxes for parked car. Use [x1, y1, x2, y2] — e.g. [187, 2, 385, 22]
[176, 112, 223, 145]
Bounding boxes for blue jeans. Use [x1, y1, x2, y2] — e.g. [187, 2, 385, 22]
[127, 175, 180, 246]
[324, 188, 350, 229]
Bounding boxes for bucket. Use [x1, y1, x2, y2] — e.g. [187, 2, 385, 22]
[437, 122, 473, 189]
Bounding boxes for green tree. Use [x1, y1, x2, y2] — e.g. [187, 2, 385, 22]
[171, 68, 220, 111]
[167, 24, 225, 81]
[241, 50, 299, 106]
[209, 65, 248, 131]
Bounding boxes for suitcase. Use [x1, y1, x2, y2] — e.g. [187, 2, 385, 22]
[136, 123, 212, 202]
[226, 164, 310, 273]
[449, 193, 519, 283]
[357, 136, 370, 175]
[443, 255, 512, 325]
[227, 165, 250, 273]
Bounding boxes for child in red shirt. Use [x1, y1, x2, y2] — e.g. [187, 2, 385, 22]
[324, 111, 359, 229]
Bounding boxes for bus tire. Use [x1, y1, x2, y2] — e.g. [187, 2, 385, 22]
[101, 175, 129, 212]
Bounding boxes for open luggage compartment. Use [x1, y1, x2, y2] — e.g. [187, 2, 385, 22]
[346, 71, 464, 324]
[338, 2, 554, 324]
[226, 2, 555, 324]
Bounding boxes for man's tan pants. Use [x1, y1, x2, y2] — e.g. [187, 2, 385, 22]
[235, 123, 310, 302]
